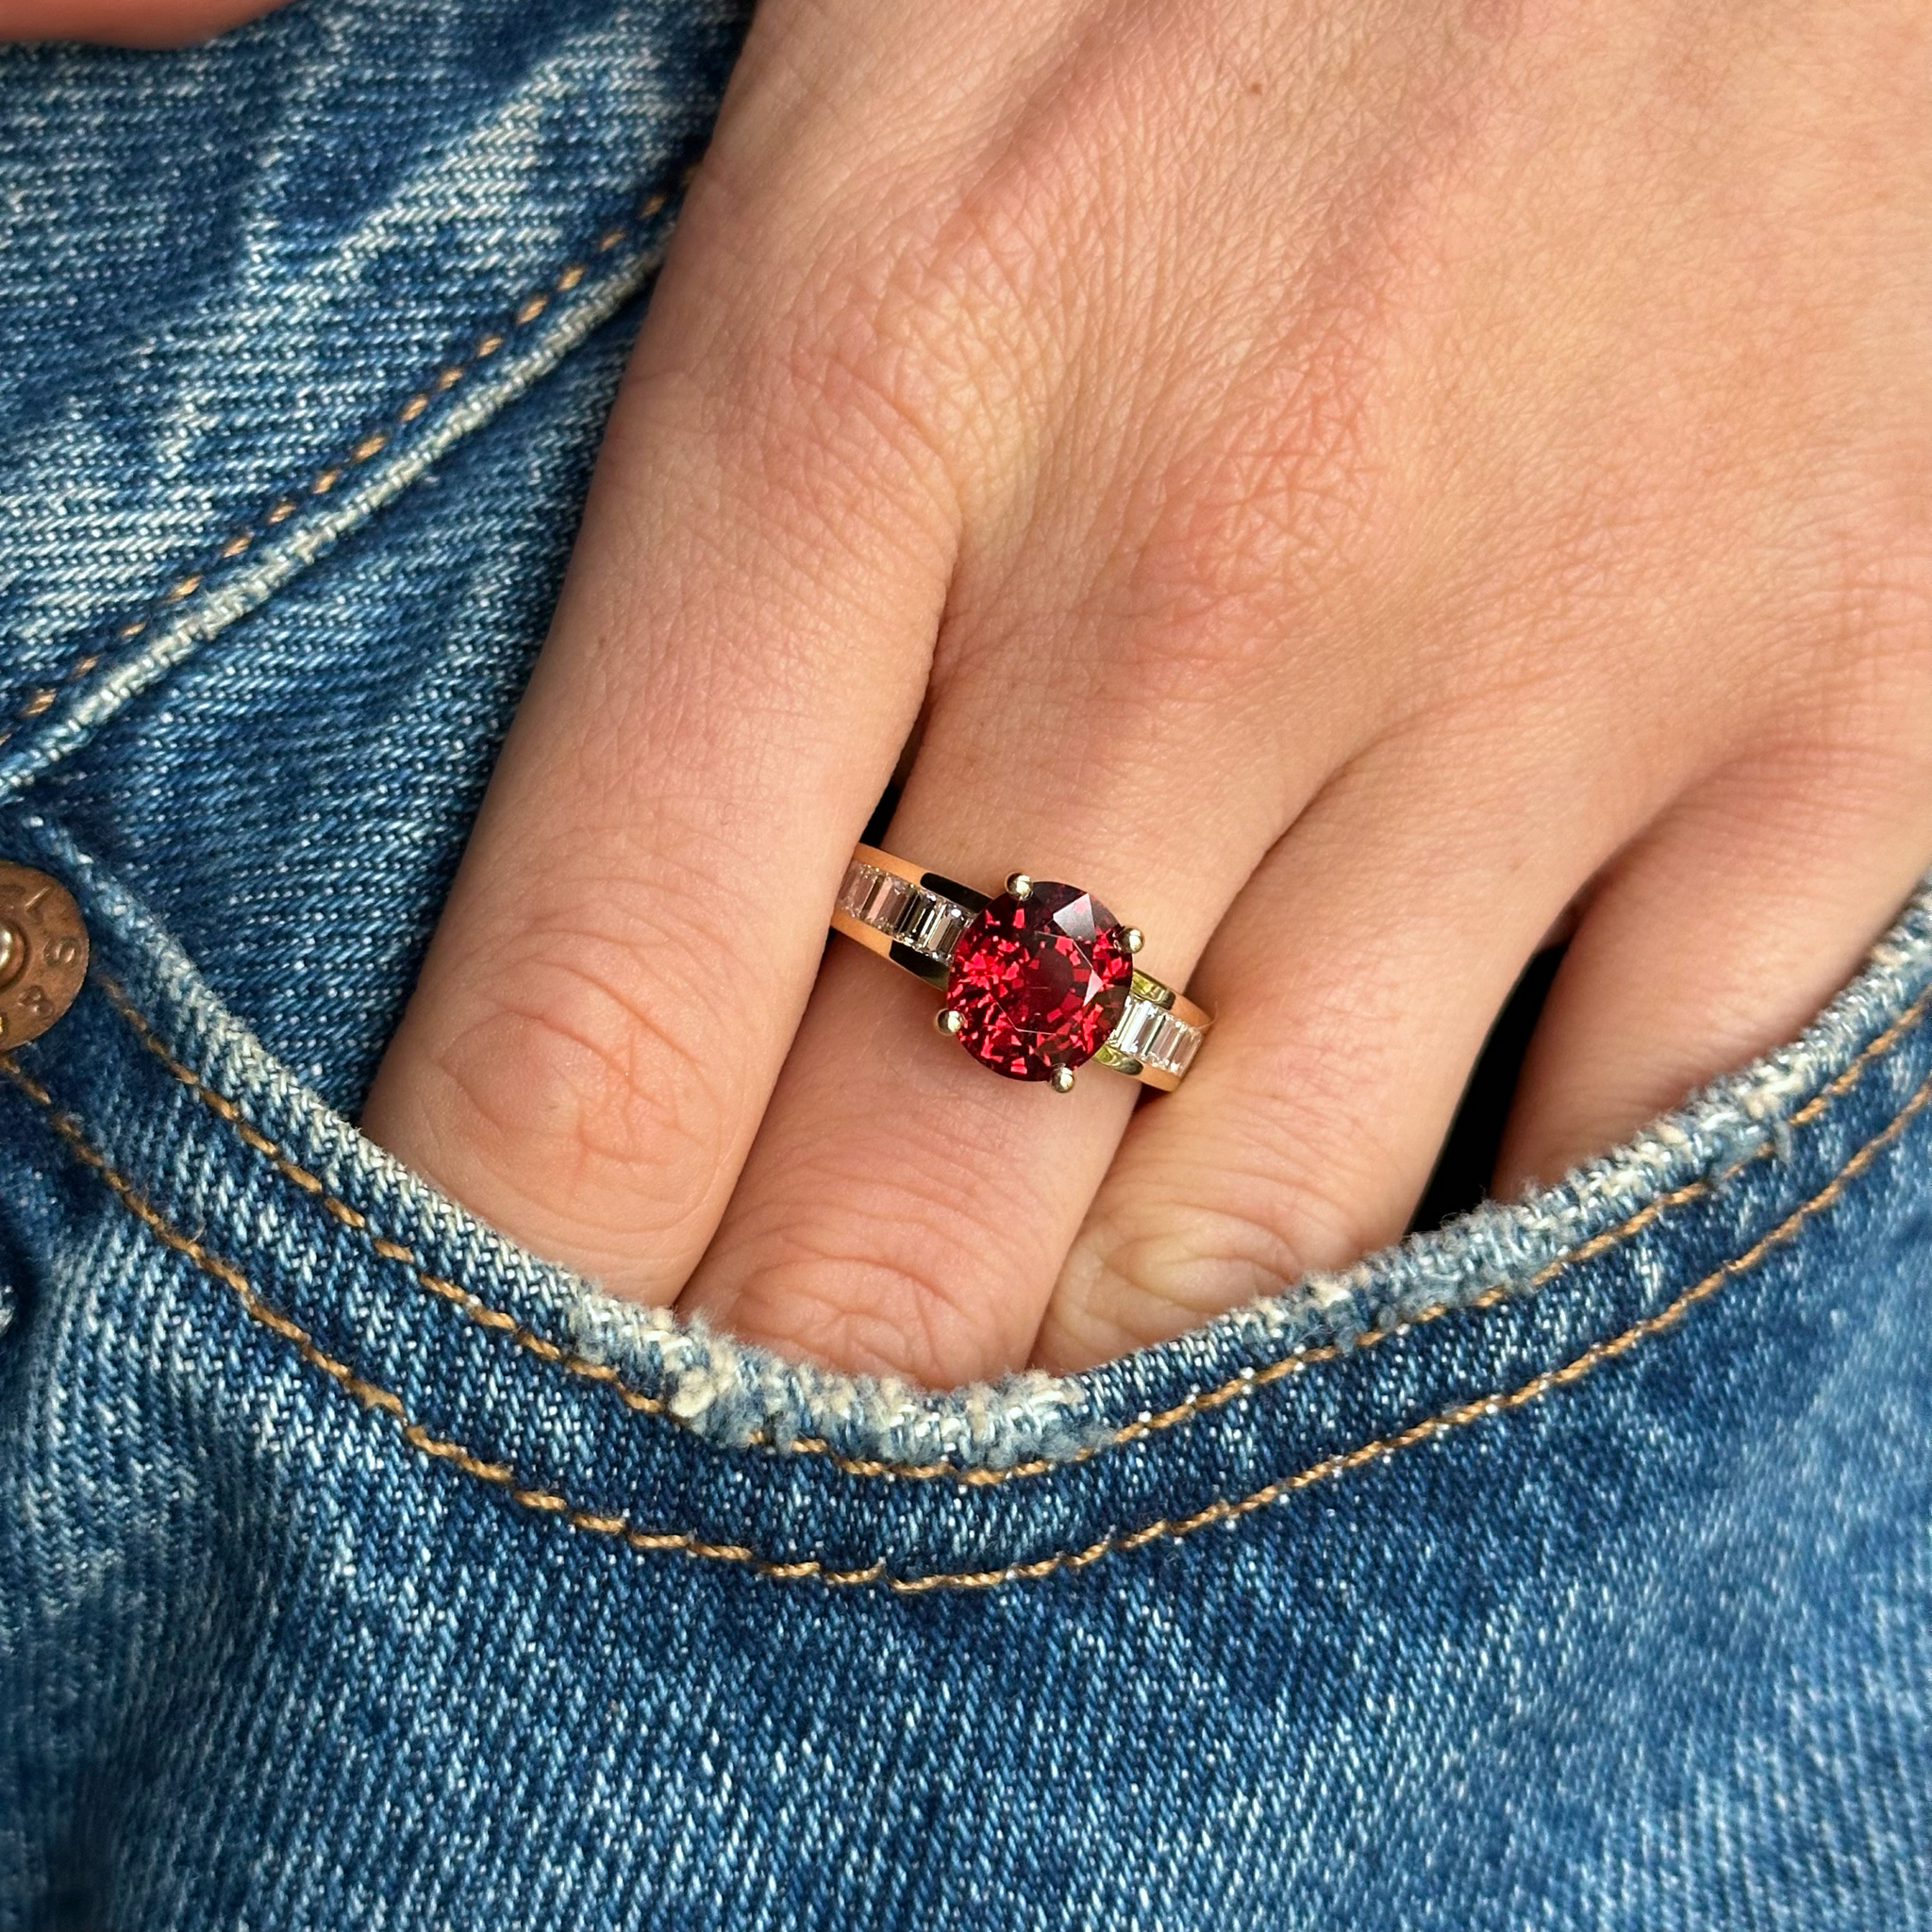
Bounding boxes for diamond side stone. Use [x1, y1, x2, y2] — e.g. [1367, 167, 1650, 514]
[901, 894, 968, 959]
[869, 873, 916, 931]
[1109, 997, 1167, 1063]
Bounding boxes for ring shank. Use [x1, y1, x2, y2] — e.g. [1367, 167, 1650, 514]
[831, 849, 982, 987]
[1093, 974, 1209, 1091]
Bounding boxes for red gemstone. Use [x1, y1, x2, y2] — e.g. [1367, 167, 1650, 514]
[943, 881, 1133, 1081]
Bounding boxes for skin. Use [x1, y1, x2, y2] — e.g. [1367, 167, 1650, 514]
[19, 0, 1932, 1385]
[0, 0, 287, 45]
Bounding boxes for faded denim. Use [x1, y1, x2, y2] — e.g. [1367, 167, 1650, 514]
[2, 4, 1929, 1927]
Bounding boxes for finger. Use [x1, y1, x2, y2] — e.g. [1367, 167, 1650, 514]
[0, 0, 287, 45]
[358, 169, 961, 1303]
[1035, 743, 1615, 1374]
[1494, 745, 1932, 1192]
[671, 922, 1144, 1386]
[674, 594, 1306, 1386]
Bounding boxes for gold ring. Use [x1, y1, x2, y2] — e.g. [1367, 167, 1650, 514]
[829, 843, 1210, 1091]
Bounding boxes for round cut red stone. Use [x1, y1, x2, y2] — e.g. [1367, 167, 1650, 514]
[943, 881, 1133, 1081]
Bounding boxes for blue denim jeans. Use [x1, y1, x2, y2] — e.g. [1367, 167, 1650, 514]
[2, 5, 1928, 1926]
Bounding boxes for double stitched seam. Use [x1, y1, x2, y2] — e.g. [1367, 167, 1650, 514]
[5, 1046, 1928, 1591]
[0, 180, 687, 753]
[92, 969, 1932, 1483]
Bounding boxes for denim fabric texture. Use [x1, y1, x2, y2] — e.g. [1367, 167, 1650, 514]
[2, 4, 1929, 1927]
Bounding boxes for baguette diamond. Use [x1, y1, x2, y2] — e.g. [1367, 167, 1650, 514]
[1107, 991, 1204, 1077]
[838, 862, 912, 933]
[900, 893, 969, 959]
[837, 860, 970, 964]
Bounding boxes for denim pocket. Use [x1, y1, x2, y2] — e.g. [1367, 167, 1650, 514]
[7, 809, 1932, 1928]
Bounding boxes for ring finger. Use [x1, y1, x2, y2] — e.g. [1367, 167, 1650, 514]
[674, 573, 1313, 1387]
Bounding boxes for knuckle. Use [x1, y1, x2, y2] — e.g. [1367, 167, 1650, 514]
[419, 927, 735, 1252]
[715, 1127, 1056, 1383]
[670, 255, 977, 591]
[737, 189, 1040, 521]
[740, 1257, 991, 1390]
[1062, 1200, 1301, 1363]
[770, 272, 961, 482]
[715, 120, 1104, 511]
[1039, 361, 1390, 744]
[1813, 534, 1932, 749]
[1072, 1136, 1391, 1359]
[1144, 383, 1384, 622]
[1066, 1037, 1433, 1363]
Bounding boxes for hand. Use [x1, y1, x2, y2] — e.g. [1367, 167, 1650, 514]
[0, 0, 287, 45]
[30, 0, 1932, 1386]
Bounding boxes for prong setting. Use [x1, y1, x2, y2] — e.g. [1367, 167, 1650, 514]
[838, 844, 1207, 1089]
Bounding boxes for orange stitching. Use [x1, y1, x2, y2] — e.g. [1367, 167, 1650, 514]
[91, 976, 675, 1410]
[93, 968, 1932, 1484]
[96, 972, 1342, 1477]
[0, 185, 684, 749]
[6, 1041, 1926, 1591]
[97, 971, 1061, 1480]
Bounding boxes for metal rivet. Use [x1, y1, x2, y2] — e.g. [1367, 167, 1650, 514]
[0, 863, 88, 1047]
